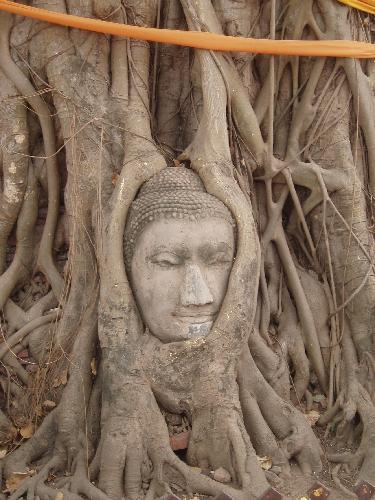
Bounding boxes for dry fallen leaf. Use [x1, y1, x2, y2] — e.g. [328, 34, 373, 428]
[111, 172, 119, 185]
[52, 368, 68, 388]
[20, 423, 34, 439]
[60, 369, 68, 385]
[0, 448, 7, 459]
[90, 358, 97, 376]
[35, 406, 43, 417]
[306, 410, 320, 426]
[0, 424, 17, 445]
[4, 469, 35, 493]
[42, 400, 56, 411]
[311, 486, 326, 497]
[257, 456, 273, 471]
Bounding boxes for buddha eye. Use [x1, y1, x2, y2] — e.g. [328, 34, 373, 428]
[206, 253, 232, 266]
[150, 253, 182, 268]
[156, 260, 178, 268]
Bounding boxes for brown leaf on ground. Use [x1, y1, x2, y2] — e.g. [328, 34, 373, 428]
[4, 469, 36, 493]
[257, 456, 273, 470]
[42, 400, 56, 411]
[0, 424, 17, 446]
[20, 422, 34, 439]
[52, 368, 68, 388]
[90, 358, 97, 376]
[111, 172, 119, 185]
[305, 410, 320, 426]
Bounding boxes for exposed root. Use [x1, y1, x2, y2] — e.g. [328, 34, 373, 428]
[8, 455, 63, 500]
[239, 347, 323, 476]
[331, 464, 357, 499]
[0, 311, 59, 362]
[0, 11, 62, 300]
[327, 387, 375, 483]
[93, 360, 260, 500]
[1, 1, 375, 498]
[278, 285, 310, 402]
[0, 168, 38, 309]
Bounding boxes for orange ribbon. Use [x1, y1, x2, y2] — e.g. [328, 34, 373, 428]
[337, 0, 375, 14]
[0, 0, 374, 59]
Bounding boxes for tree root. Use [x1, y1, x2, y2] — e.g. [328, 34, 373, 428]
[239, 347, 323, 475]
[0, 311, 59, 362]
[278, 285, 310, 402]
[0, 168, 38, 310]
[8, 455, 64, 500]
[4, 411, 57, 479]
[327, 391, 375, 484]
[320, 325, 375, 485]
[1, 2, 375, 500]
[0, 11, 63, 301]
[331, 464, 357, 499]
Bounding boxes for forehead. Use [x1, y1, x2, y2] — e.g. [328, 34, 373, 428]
[135, 218, 235, 253]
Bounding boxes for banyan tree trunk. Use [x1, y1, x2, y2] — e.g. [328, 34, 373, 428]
[0, 1, 374, 499]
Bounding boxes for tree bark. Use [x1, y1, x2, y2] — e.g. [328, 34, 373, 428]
[0, 1, 374, 498]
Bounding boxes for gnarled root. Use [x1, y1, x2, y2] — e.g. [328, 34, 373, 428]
[4, 411, 57, 480]
[326, 384, 375, 485]
[188, 405, 269, 496]
[238, 347, 323, 476]
[95, 403, 267, 500]
[94, 348, 264, 500]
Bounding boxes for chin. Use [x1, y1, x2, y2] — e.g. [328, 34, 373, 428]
[155, 321, 213, 343]
[186, 321, 212, 338]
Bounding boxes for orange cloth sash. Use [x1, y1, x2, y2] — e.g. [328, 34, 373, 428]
[0, 0, 374, 59]
[338, 0, 375, 14]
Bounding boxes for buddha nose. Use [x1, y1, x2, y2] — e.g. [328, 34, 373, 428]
[180, 263, 214, 306]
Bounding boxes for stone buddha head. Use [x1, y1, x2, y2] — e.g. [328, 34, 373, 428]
[124, 167, 235, 343]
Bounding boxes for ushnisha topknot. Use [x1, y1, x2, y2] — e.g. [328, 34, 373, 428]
[124, 167, 235, 267]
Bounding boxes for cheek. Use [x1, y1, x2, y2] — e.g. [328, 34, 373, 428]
[205, 265, 232, 303]
[131, 261, 180, 313]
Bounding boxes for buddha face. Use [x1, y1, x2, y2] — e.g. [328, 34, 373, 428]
[130, 218, 235, 343]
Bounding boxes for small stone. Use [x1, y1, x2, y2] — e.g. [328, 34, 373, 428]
[213, 467, 231, 484]
[169, 430, 190, 450]
[260, 487, 283, 500]
[306, 482, 330, 499]
[355, 480, 375, 499]
[42, 400, 57, 410]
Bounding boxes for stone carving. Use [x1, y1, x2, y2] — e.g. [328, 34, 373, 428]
[125, 167, 236, 343]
